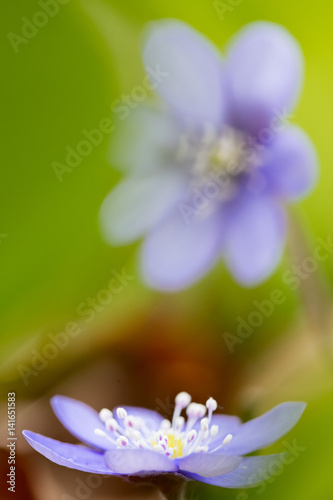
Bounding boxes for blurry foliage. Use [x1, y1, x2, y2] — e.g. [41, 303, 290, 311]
[1, 0, 333, 370]
[1, 0, 333, 499]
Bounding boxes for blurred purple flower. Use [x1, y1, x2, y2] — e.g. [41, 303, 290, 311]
[100, 20, 318, 291]
[23, 393, 305, 489]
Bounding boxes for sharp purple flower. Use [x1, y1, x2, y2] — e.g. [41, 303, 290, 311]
[23, 392, 305, 489]
[100, 19, 318, 291]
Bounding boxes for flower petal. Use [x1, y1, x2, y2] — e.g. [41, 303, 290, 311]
[51, 395, 115, 451]
[222, 402, 306, 455]
[183, 454, 288, 488]
[143, 19, 225, 128]
[260, 125, 318, 200]
[141, 206, 223, 291]
[104, 449, 178, 475]
[208, 414, 242, 449]
[113, 406, 164, 432]
[177, 452, 241, 478]
[225, 22, 303, 134]
[224, 194, 287, 286]
[100, 171, 187, 245]
[22, 431, 114, 474]
[110, 106, 180, 175]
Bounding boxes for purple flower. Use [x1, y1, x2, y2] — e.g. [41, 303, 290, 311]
[23, 392, 305, 489]
[100, 20, 318, 291]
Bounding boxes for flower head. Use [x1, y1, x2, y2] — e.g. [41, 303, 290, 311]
[23, 393, 305, 489]
[100, 20, 318, 291]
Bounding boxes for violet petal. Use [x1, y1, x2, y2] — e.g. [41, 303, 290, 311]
[183, 454, 289, 488]
[141, 206, 224, 291]
[222, 402, 306, 455]
[143, 19, 225, 128]
[104, 448, 178, 475]
[225, 22, 303, 134]
[22, 431, 114, 474]
[51, 395, 115, 451]
[176, 452, 241, 478]
[224, 194, 287, 286]
[260, 125, 318, 200]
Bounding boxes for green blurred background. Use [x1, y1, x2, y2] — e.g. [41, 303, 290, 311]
[1, 0, 333, 499]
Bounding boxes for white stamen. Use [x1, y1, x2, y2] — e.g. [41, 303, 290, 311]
[175, 416, 185, 431]
[94, 428, 107, 437]
[187, 430, 197, 443]
[160, 419, 171, 430]
[195, 445, 209, 453]
[222, 433, 233, 445]
[99, 408, 113, 422]
[105, 418, 119, 432]
[186, 403, 206, 419]
[206, 398, 217, 412]
[210, 425, 219, 438]
[158, 431, 165, 442]
[116, 407, 127, 420]
[116, 436, 129, 448]
[157, 444, 167, 453]
[94, 428, 115, 444]
[125, 416, 136, 428]
[136, 439, 150, 449]
[132, 430, 142, 441]
[175, 392, 192, 409]
[172, 392, 192, 428]
[185, 403, 207, 434]
[93, 392, 228, 461]
[200, 417, 209, 432]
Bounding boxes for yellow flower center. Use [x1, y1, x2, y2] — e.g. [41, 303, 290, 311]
[209, 127, 247, 175]
[151, 430, 184, 458]
[177, 124, 250, 178]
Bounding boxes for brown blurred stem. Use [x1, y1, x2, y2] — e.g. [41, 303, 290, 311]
[128, 474, 188, 500]
[157, 479, 187, 500]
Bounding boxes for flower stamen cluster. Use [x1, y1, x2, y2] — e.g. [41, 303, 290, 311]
[94, 392, 233, 459]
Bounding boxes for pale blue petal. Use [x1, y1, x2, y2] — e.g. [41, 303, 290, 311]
[177, 452, 241, 478]
[183, 454, 288, 488]
[100, 171, 187, 245]
[261, 126, 318, 200]
[104, 449, 178, 475]
[51, 395, 114, 451]
[222, 402, 306, 455]
[208, 414, 242, 449]
[110, 106, 180, 174]
[23, 431, 114, 474]
[143, 19, 225, 128]
[225, 22, 303, 134]
[224, 194, 287, 286]
[141, 206, 224, 291]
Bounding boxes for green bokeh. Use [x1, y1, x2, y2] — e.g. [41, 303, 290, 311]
[1, 1, 333, 498]
[2, 0, 332, 364]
